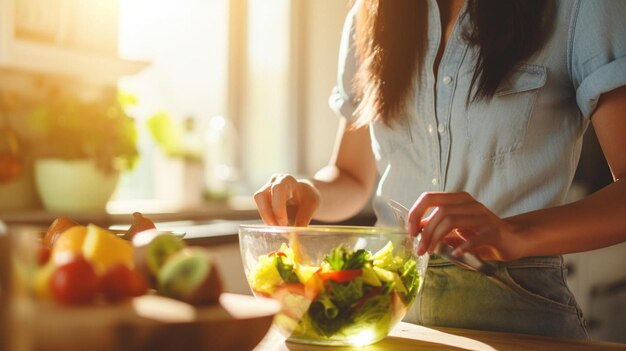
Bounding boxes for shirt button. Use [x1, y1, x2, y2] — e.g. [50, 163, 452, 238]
[431, 178, 439, 186]
[442, 76, 453, 85]
[437, 124, 446, 134]
[427, 124, 434, 134]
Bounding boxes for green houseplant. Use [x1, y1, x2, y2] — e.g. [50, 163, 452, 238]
[28, 93, 139, 212]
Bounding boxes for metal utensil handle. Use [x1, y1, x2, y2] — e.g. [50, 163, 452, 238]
[388, 199, 410, 230]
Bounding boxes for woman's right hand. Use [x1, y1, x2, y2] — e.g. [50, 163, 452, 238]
[253, 174, 321, 226]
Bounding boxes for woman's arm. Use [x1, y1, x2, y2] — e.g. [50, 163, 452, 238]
[312, 119, 378, 222]
[254, 119, 377, 226]
[509, 85, 626, 257]
[410, 86, 626, 260]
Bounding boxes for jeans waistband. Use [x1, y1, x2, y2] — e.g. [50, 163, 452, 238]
[427, 253, 563, 268]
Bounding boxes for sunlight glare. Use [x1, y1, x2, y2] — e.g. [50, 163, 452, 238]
[348, 330, 378, 346]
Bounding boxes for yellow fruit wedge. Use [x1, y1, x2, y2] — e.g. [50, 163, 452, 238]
[33, 262, 56, 299]
[50, 226, 87, 264]
[82, 224, 134, 274]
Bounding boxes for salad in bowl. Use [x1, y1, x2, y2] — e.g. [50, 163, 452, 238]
[239, 225, 428, 346]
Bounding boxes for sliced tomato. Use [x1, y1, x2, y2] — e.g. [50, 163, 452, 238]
[318, 269, 362, 283]
[303, 272, 323, 300]
[268, 251, 287, 258]
[272, 282, 306, 297]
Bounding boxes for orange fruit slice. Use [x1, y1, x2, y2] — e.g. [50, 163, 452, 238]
[82, 224, 133, 274]
[33, 262, 57, 299]
[50, 226, 88, 265]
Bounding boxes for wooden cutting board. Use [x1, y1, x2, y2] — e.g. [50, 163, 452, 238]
[28, 293, 279, 351]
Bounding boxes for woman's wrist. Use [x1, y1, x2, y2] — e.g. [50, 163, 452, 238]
[503, 216, 537, 261]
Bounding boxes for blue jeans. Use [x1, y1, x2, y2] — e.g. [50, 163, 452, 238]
[404, 255, 588, 339]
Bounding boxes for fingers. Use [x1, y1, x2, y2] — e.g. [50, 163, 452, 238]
[253, 174, 320, 227]
[254, 179, 279, 226]
[442, 229, 469, 247]
[419, 214, 484, 255]
[420, 203, 487, 255]
[453, 227, 521, 262]
[270, 175, 296, 226]
[452, 235, 502, 261]
[253, 173, 294, 226]
[409, 192, 479, 255]
[407, 192, 474, 236]
[254, 192, 278, 225]
[294, 199, 319, 226]
[452, 236, 487, 256]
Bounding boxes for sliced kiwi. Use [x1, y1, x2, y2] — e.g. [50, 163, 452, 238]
[146, 234, 186, 276]
[157, 248, 222, 305]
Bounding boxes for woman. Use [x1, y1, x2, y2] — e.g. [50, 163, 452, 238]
[254, 0, 626, 338]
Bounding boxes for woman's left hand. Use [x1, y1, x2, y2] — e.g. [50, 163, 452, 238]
[407, 192, 526, 261]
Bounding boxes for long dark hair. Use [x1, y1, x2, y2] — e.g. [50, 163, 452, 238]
[354, 0, 553, 127]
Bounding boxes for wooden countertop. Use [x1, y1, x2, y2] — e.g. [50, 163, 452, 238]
[1, 195, 377, 224]
[255, 322, 626, 351]
[0, 197, 261, 228]
[0, 196, 377, 247]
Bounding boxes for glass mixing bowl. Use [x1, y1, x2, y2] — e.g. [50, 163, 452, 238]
[239, 225, 428, 346]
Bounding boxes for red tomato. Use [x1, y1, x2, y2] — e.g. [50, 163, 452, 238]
[318, 269, 362, 283]
[50, 256, 100, 305]
[100, 264, 148, 302]
[303, 270, 323, 300]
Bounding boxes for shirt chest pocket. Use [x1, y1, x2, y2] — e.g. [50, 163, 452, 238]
[465, 64, 547, 162]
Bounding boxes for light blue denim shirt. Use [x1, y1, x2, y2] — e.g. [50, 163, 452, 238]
[329, 0, 626, 227]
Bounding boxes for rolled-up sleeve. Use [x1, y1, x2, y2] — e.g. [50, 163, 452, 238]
[328, 1, 360, 122]
[570, 0, 626, 119]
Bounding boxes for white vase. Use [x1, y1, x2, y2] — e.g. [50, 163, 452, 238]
[153, 153, 205, 206]
[34, 159, 120, 213]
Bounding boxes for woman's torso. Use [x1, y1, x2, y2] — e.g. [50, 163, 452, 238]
[368, 0, 583, 226]
[330, 0, 625, 225]
[328, 0, 626, 338]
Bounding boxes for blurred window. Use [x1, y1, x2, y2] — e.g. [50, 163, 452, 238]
[115, 0, 296, 204]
